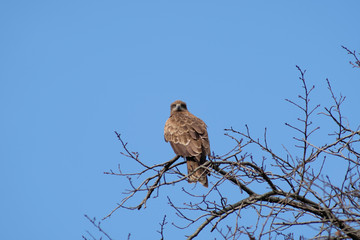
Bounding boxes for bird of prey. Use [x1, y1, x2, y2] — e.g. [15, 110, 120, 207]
[164, 100, 210, 187]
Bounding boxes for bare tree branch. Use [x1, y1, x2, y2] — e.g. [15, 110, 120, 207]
[87, 47, 360, 239]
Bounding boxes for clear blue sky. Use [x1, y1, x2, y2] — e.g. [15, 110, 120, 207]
[1, 1, 359, 239]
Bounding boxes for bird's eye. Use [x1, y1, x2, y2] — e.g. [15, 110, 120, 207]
[181, 104, 186, 109]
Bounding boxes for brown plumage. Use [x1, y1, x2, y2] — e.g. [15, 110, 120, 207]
[164, 100, 210, 187]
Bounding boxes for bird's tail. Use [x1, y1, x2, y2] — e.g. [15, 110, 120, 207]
[186, 157, 208, 188]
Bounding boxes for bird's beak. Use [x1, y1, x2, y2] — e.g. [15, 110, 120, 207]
[175, 104, 181, 111]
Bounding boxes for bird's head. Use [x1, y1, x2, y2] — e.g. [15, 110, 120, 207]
[170, 100, 188, 114]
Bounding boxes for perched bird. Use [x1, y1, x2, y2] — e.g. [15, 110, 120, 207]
[164, 100, 210, 187]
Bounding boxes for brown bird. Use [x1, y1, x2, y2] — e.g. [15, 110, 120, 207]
[164, 100, 210, 187]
